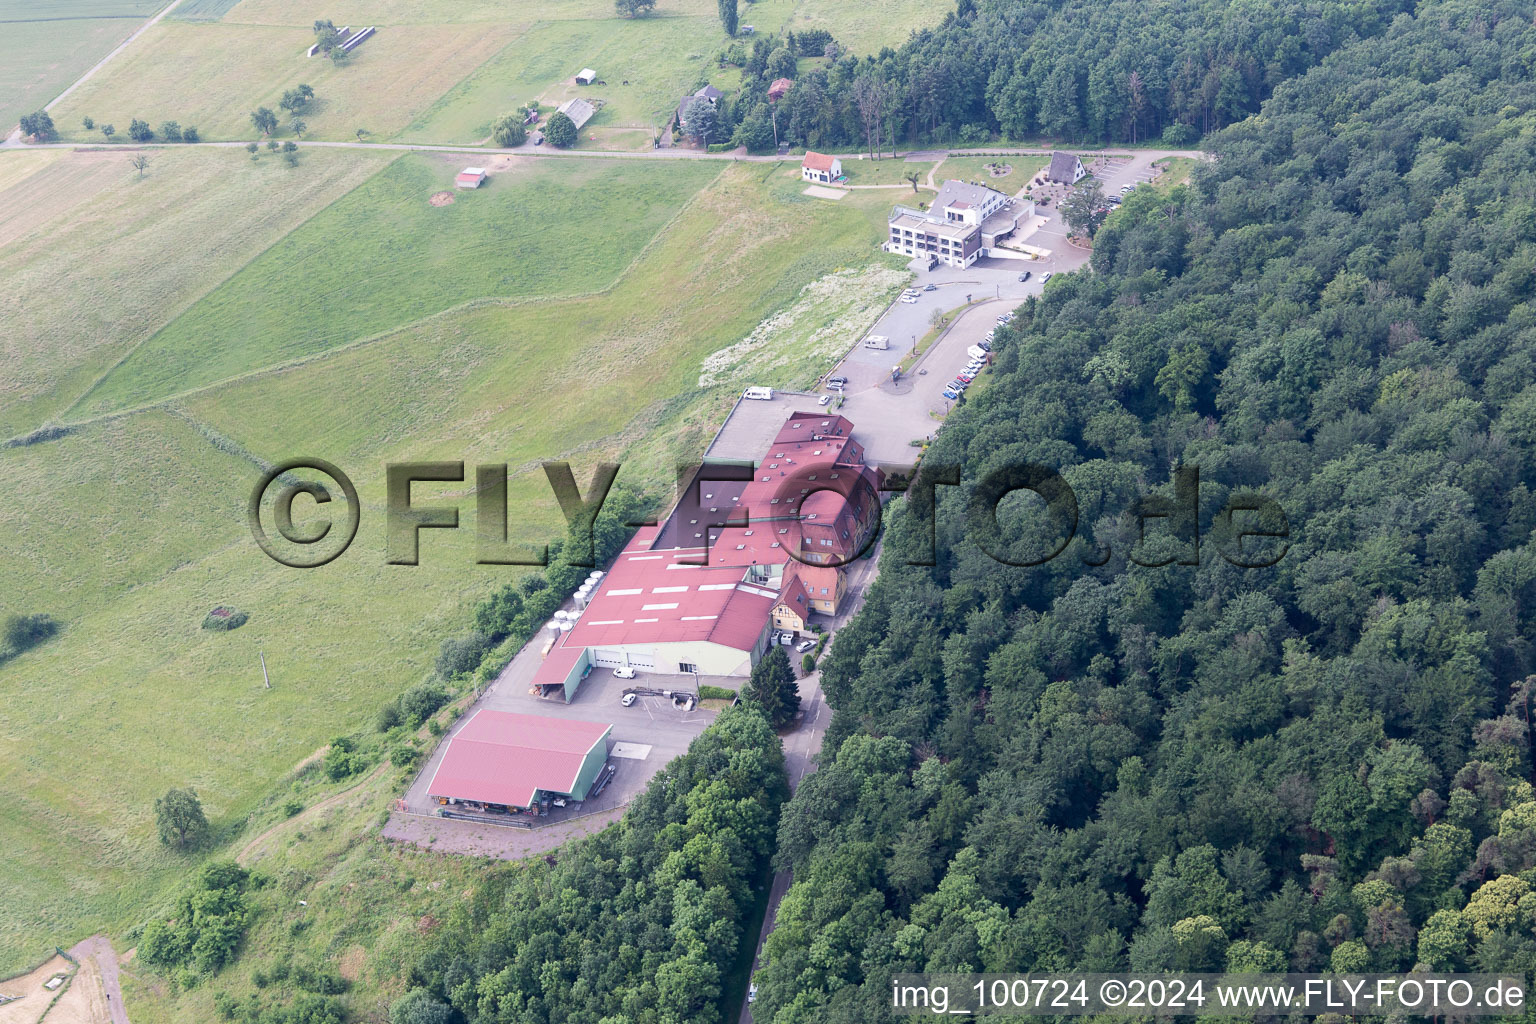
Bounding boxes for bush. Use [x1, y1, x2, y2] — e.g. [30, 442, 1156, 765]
[802, 652, 816, 673]
[4, 613, 59, 655]
[283, 799, 304, 817]
[375, 702, 402, 731]
[183, 125, 200, 143]
[128, 118, 152, 142]
[698, 684, 736, 701]
[19, 110, 56, 141]
[1161, 122, 1197, 146]
[160, 120, 183, 142]
[436, 631, 491, 678]
[391, 742, 422, 772]
[202, 606, 249, 631]
[391, 988, 453, 1024]
[138, 861, 250, 974]
[397, 682, 449, 726]
[323, 736, 367, 780]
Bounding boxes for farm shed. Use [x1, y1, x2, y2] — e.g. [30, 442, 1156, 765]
[575, 68, 598, 85]
[557, 97, 597, 130]
[456, 167, 487, 188]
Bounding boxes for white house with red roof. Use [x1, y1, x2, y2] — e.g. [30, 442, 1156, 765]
[455, 167, 487, 189]
[531, 410, 881, 699]
[801, 151, 842, 183]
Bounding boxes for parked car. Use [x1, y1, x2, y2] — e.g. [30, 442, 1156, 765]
[923, 283, 937, 291]
[551, 796, 567, 807]
[900, 294, 919, 303]
[817, 394, 831, 406]
[749, 985, 758, 1004]
[1041, 272, 1053, 282]
[977, 340, 992, 352]
[620, 692, 637, 707]
[1017, 270, 1031, 282]
[957, 371, 976, 383]
[950, 379, 969, 390]
[613, 665, 636, 679]
[796, 637, 816, 653]
[942, 387, 961, 400]
[826, 375, 847, 391]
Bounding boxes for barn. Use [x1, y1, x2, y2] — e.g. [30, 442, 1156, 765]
[426, 710, 611, 810]
[575, 67, 598, 85]
[455, 167, 487, 189]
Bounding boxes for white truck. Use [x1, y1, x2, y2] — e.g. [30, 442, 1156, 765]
[743, 386, 774, 400]
[863, 335, 890, 350]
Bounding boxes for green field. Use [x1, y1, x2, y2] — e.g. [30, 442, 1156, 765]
[399, 17, 720, 143]
[0, 154, 902, 977]
[72, 154, 721, 413]
[834, 155, 935, 187]
[0, 146, 396, 437]
[47, 18, 525, 143]
[0, 18, 135, 130]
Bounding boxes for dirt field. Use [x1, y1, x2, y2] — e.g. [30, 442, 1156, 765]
[0, 955, 78, 1024]
[32, 956, 106, 1024]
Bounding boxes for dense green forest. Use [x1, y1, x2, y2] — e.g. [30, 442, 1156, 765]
[392, 706, 787, 1023]
[713, 0, 1415, 151]
[754, 0, 1536, 1019]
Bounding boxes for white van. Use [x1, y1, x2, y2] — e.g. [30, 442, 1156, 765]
[743, 386, 774, 400]
[863, 335, 890, 350]
[967, 345, 989, 361]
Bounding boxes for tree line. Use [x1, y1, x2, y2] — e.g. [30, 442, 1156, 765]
[691, 0, 1412, 154]
[751, 0, 1536, 1019]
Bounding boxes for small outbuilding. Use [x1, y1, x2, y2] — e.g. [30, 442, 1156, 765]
[455, 167, 487, 188]
[768, 77, 793, 102]
[576, 68, 598, 85]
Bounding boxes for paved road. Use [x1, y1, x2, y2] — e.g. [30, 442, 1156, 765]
[736, 543, 879, 1024]
[68, 935, 130, 1024]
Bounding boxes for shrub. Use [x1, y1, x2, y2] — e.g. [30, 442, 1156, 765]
[375, 702, 402, 731]
[435, 631, 491, 678]
[1162, 122, 1197, 146]
[160, 121, 183, 142]
[154, 787, 209, 850]
[323, 736, 367, 780]
[283, 799, 304, 817]
[802, 652, 816, 673]
[698, 684, 736, 701]
[4, 613, 59, 654]
[397, 682, 449, 726]
[391, 742, 422, 772]
[183, 125, 200, 143]
[128, 118, 152, 142]
[202, 606, 249, 631]
[543, 110, 577, 148]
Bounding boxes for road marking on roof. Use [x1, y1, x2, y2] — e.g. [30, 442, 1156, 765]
[608, 588, 643, 596]
[634, 617, 659, 623]
[627, 555, 663, 561]
[587, 619, 624, 626]
[651, 586, 689, 593]
[681, 615, 719, 621]
[641, 603, 679, 610]
[698, 583, 736, 591]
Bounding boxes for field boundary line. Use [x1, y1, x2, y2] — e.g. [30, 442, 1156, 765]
[44, 0, 186, 113]
[45, 160, 731, 435]
[57, 150, 406, 424]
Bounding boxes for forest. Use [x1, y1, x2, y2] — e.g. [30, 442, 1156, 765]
[750, 0, 1536, 1019]
[709, 0, 1415, 151]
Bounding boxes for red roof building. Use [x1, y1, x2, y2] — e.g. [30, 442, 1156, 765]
[768, 77, 793, 102]
[455, 167, 487, 189]
[426, 710, 611, 807]
[532, 410, 881, 697]
[801, 151, 843, 184]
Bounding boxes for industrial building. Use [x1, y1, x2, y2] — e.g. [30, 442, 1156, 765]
[531, 411, 880, 700]
[426, 710, 611, 810]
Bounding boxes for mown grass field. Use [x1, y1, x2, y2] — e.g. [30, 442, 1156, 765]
[0, 154, 902, 979]
[0, 18, 137, 130]
[73, 153, 721, 413]
[398, 17, 718, 143]
[47, 19, 524, 142]
[0, 146, 395, 437]
[833, 155, 935, 187]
